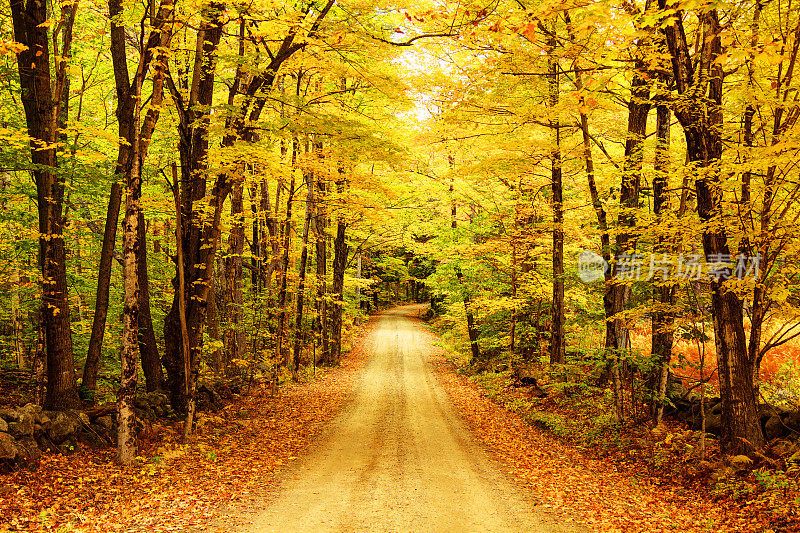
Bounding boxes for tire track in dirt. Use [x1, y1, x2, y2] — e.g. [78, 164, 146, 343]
[248, 305, 585, 532]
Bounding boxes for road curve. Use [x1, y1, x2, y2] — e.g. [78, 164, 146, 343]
[250, 306, 585, 532]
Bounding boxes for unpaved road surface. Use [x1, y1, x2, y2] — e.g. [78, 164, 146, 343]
[250, 306, 586, 532]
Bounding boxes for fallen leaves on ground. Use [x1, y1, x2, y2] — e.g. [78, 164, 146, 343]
[409, 319, 797, 533]
[0, 322, 375, 533]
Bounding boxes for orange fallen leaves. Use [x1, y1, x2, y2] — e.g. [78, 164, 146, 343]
[409, 318, 795, 533]
[0, 321, 375, 532]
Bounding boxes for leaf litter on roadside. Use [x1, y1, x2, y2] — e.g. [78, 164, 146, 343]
[409, 318, 791, 533]
[0, 322, 376, 533]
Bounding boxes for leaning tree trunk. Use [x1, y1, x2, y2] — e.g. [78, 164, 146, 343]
[83, 182, 122, 394]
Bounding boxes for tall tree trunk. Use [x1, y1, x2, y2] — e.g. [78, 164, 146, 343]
[137, 211, 163, 392]
[84, 183, 122, 394]
[355, 252, 362, 323]
[448, 158, 481, 363]
[109, 0, 174, 463]
[85, 0, 171, 397]
[661, 4, 764, 453]
[314, 168, 330, 364]
[276, 159, 296, 365]
[11, 0, 81, 409]
[652, 104, 676, 424]
[510, 224, 517, 353]
[330, 214, 347, 365]
[547, 29, 565, 365]
[118, 108, 142, 466]
[264, 177, 282, 304]
[170, 164, 192, 438]
[224, 183, 245, 366]
[250, 181, 261, 292]
[162, 7, 226, 414]
[292, 173, 314, 377]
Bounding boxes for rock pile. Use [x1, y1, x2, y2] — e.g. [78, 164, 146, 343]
[0, 391, 176, 467]
[664, 395, 800, 441]
[0, 404, 89, 464]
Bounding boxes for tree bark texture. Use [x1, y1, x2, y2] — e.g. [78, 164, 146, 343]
[224, 182, 245, 367]
[11, 0, 81, 410]
[547, 30, 565, 365]
[315, 172, 330, 364]
[137, 211, 163, 392]
[661, 3, 764, 453]
[292, 173, 314, 377]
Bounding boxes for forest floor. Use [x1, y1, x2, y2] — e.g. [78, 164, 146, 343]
[0, 331, 369, 532]
[2, 305, 796, 532]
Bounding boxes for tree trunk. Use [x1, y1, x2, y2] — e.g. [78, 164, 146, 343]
[250, 181, 261, 292]
[448, 159, 481, 364]
[117, 123, 142, 466]
[661, 4, 764, 453]
[11, 263, 24, 369]
[224, 182, 245, 367]
[315, 170, 330, 364]
[355, 252, 362, 324]
[276, 162, 296, 365]
[137, 211, 163, 392]
[84, 166, 122, 394]
[652, 104, 676, 424]
[547, 30, 565, 365]
[570, 42, 613, 364]
[33, 318, 46, 407]
[330, 217, 347, 365]
[11, 0, 81, 410]
[162, 8, 226, 413]
[109, 0, 175, 462]
[292, 173, 314, 377]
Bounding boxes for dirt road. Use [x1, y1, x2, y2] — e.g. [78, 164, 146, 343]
[250, 306, 586, 532]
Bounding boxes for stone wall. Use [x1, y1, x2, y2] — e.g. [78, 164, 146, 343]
[0, 391, 174, 467]
[664, 395, 800, 441]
